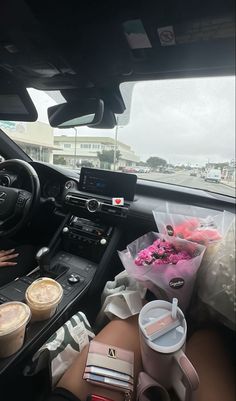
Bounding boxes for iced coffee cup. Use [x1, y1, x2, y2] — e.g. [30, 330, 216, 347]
[25, 277, 63, 321]
[0, 301, 31, 358]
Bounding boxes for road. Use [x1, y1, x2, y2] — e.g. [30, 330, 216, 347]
[136, 171, 236, 197]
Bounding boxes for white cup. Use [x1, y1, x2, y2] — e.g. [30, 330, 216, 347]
[139, 300, 199, 401]
[25, 277, 63, 321]
[0, 301, 31, 358]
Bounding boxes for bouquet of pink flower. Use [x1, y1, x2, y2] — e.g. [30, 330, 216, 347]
[118, 232, 206, 311]
[153, 203, 227, 246]
[135, 238, 192, 267]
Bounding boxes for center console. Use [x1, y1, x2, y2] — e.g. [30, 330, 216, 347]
[62, 216, 113, 263]
[0, 168, 136, 375]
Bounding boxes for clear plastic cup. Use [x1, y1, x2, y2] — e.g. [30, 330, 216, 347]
[25, 277, 63, 321]
[0, 301, 31, 358]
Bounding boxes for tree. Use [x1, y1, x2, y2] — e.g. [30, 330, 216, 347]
[146, 157, 167, 169]
[97, 149, 121, 164]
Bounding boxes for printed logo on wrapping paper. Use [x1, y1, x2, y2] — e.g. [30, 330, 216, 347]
[108, 348, 117, 358]
[169, 277, 185, 289]
[166, 225, 174, 236]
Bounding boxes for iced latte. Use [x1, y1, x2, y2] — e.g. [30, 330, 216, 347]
[0, 302, 31, 358]
[25, 277, 63, 321]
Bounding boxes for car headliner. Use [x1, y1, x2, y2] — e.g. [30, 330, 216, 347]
[0, 0, 235, 112]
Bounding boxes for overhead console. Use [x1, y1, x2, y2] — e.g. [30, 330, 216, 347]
[63, 168, 137, 218]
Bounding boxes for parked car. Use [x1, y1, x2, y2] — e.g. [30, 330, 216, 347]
[122, 166, 137, 173]
[162, 167, 175, 174]
[134, 166, 151, 173]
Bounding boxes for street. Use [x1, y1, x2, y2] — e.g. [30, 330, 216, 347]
[136, 171, 236, 197]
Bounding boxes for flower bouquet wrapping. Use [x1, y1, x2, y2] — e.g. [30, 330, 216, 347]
[153, 203, 235, 328]
[197, 215, 236, 330]
[118, 232, 206, 311]
[153, 203, 226, 246]
[153, 204, 234, 273]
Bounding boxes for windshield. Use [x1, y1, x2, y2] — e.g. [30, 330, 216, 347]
[0, 76, 235, 198]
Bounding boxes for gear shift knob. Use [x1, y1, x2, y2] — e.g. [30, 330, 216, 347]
[36, 247, 50, 275]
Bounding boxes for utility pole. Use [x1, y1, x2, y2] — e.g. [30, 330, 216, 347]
[73, 127, 77, 169]
[113, 117, 119, 171]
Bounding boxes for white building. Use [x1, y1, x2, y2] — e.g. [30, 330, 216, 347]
[53, 135, 140, 169]
[0, 121, 54, 163]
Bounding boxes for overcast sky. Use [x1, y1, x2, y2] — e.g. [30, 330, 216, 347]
[29, 75, 235, 166]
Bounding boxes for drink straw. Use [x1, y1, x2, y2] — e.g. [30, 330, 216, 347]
[172, 298, 178, 319]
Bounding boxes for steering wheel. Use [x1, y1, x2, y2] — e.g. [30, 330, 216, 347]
[0, 159, 40, 238]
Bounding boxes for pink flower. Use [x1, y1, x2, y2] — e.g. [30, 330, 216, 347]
[135, 237, 192, 267]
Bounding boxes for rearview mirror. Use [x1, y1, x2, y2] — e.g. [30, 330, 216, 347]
[90, 107, 117, 129]
[48, 99, 104, 128]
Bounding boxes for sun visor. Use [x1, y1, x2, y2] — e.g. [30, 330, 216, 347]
[0, 70, 38, 122]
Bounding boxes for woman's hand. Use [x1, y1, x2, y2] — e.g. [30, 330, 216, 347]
[0, 249, 19, 267]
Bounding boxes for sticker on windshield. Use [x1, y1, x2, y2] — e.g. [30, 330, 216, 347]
[158, 26, 176, 46]
[123, 19, 152, 49]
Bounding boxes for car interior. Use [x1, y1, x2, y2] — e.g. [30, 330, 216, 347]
[0, 0, 235, 400]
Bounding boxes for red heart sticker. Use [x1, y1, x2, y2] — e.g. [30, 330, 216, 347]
[112, 197, 124, 206]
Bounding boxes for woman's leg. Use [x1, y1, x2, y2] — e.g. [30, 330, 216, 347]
[57, 315, 142, 401]
[186, 329, 235, 401]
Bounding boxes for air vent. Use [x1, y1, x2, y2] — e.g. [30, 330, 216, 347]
[64, 194, 86, 208]
[64, 193, 129, 217]
[101, 204, 124, 216]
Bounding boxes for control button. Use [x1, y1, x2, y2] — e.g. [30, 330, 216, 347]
[16, 196, 26, 208]
[63, 227, 69, 233]
[100, 238, 107, 245]
[65, 181, 75, 190]
[67, 274, 81, 284]
[65, 285, 73, 291]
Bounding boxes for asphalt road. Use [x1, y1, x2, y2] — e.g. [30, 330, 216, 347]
[136, 171, 236, 197]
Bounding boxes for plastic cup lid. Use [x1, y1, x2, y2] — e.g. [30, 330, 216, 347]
[139, 300, 187, 353]
[0, 302, 31, 336]
[26, 277, 63, 306]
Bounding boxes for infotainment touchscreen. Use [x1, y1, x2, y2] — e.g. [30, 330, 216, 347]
[79, 168, 137, 201]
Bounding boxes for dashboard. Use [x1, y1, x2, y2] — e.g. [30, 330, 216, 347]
[0, 161, 234, 223]
[0, 161, 79, 203]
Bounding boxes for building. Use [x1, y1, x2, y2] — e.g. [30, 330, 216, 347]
[0, 121, 54, 163]
[53, 135, 140, 169]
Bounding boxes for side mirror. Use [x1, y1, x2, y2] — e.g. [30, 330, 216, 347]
[47, 99, 104, 128]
